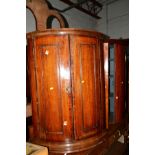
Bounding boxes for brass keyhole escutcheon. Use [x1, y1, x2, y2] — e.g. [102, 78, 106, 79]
[65, 86, 71, 94]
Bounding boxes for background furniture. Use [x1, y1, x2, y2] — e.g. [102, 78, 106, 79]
[104, 39, 129, 124]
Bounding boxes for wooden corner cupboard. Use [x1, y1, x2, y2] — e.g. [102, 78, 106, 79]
[27, 28, 109, 155]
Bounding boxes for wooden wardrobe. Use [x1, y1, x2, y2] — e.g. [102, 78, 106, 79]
[27, 28, 109, 154]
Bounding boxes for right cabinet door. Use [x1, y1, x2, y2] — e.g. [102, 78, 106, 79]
[70, 36, 104, 140]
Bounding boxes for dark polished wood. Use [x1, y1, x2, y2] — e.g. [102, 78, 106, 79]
[35, 35, 73, 141]
[71, 36, 104, 140]
[103, 39, 129, 124]
[114, 43, 126, 123]
[27, 28, 109, 39]
[27, 28, 109, 154]
[103, 43, 109, 129]
[27, 37, 39, 138]
[26, 45, 31, 103]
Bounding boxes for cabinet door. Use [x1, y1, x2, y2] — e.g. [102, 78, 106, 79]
[34, 35, 73, 141]
[114, 43, 126, 123]
[71, 36, 103, 140]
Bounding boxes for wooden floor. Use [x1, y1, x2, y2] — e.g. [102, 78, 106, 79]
[104, 142, 129, 155]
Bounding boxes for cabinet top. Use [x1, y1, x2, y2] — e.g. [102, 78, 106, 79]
[26, 28, 109, 40]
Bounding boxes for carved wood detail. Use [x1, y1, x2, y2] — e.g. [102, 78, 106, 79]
[26, 0, 66, 30]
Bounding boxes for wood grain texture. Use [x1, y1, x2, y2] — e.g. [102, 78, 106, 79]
[34, 35, 73, 141]
[103, 39, 129, 124]
[27, 29, 108, 154]
[114, 43, 126, 123]
[103, 43, 109, 129]
[70, 36, 102, 140]
[27, 37, 40, 138]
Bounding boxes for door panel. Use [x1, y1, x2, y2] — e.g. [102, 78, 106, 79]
[71, 36, 101, 140]
[41, 45, 63, 133]
[27, 38, 40, 137]
[80, 44, 97, 131]
[114, 43, 125, 123]
[34, 35, 73, 141]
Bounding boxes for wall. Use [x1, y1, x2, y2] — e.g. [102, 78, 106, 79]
[95, 0, 129, 39]
[26, 0, 129, 38]
[26, 0, 96, 33]
[26, 8, 36, 33]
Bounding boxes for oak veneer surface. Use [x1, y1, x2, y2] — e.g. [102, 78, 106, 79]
[27, 28, 108, 154]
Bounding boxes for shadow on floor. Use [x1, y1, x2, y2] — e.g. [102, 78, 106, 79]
[104, 142, 129, 155]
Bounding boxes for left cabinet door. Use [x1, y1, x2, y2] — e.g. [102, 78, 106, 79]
[29, 35, 73, 142]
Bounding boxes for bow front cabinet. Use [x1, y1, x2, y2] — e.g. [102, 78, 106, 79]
[27, 29, 109, 154]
